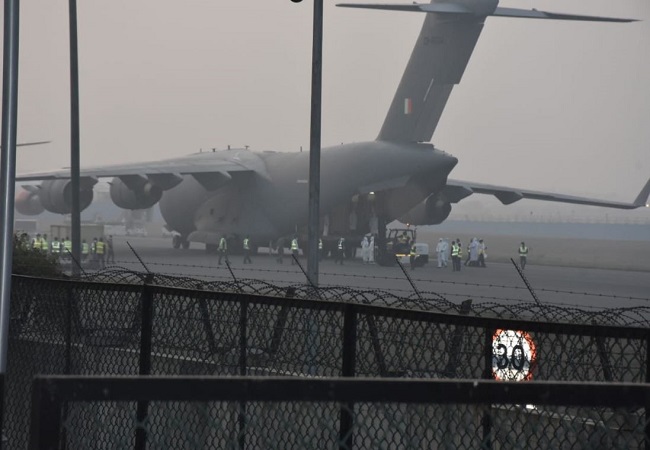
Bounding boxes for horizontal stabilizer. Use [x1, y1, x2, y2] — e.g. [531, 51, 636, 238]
[337, 3, 638, 22]
[337, 3, 471, 14]
[492, 7, 638, 23]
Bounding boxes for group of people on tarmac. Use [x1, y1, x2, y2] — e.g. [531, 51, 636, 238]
[212, 233, 531, 271]
[15, 231, 115, 269]
[435, 237, 488, 271]
[435, 238, 531, 271]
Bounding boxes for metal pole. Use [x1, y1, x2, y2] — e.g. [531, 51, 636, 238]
[69, 0, 82, 277]
[306, 0, 323, 287]
[0, 0, 20, 445]
[0, 0, 19, 373]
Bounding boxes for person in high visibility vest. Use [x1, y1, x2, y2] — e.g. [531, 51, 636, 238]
[51, 237, 61, 259]
[81, 239, 89, 262]
[242, 236, 252, 264]
[451, 240, 459, 272]
[32, 234, 42, 250]
[63, 237, 72, 258]
[217, 235, 228, 265]
[290, 236, 299, 265]
[452, 239, 463, 272]
[334, 237, 345, 265]
[409, 244, 418, 270]
[318, 238, 323, 261]
[41, 234, 49, 254]
[96, 237, 106, 269]
[518, 241, 529, 270]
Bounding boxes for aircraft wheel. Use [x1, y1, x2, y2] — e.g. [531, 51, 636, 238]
[172, 235, 181, 249]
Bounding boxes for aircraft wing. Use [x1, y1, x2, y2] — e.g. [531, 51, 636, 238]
[15, 150, 264, 184]
[443, 178, 650, 210]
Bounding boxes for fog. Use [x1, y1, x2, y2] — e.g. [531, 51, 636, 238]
[5, 0, 650, 211]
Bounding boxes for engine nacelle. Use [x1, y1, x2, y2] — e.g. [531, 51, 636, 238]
[110, 177, 162, 210]
[39, 179, 94, 214]
[14, 189, 44, 215]
[399, 194, 451, 225]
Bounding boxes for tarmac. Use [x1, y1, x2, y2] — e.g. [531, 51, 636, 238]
[102, 236, 650, 313]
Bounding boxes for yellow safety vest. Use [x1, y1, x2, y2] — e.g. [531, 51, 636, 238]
[41, 239, 48, 251]
[291, 239, 299, 251]
[218, 238, 227, 251]
[318, 239, 323, 250]
[51, 241, 60, 253]
[410, 245, 417, 256]
[82, 243, 89, 255]
[96, 241, 105, 254]
[338, 239, 345, 250]
[451, 243, 458, 257]
[519, 246, 528, 256]
[64, 240, 72, 252]
[32, 239, 41, 250]
[243, 238, 250, 250]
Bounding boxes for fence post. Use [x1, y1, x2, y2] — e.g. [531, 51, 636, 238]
[29, 378, 62, 450]
[443, 299, 473, 377]
[482, 327, 493, 450]
[339, 304, 357, 450]
[238, 296, 248, 450]
[643, 333, 650, 450]
[365, 316, 388, 376]
[134, 274, 154, 450]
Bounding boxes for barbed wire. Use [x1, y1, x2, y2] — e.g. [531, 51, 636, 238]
[76, 267, 650, 327]
[91, 259, 650, 303]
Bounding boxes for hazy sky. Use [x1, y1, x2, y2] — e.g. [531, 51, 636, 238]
[5, 0, 650, 214]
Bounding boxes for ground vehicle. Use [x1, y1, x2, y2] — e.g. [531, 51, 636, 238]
[377, 227, 428, 267]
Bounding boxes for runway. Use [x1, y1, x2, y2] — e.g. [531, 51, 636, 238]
[98, 236, 650, 313]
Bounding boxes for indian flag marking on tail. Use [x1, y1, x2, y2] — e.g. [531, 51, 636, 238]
[404, 98, 413, 115]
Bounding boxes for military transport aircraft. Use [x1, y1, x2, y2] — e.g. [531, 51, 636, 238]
[15, 1, 650, 250]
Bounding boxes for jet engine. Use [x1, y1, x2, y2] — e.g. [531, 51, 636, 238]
[109, 177, 163, 210]
[38, 179, 94, 214]
[399, 194, 451, 225]
[14, 188, 44, 216]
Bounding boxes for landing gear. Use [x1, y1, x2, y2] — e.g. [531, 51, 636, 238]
[172, 234, 190, 250]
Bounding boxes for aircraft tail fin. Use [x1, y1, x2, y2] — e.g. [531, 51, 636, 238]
[338, 3, 636, 143]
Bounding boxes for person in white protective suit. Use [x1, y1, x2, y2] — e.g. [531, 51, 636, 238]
[361, 235, 370, 264]
[441, 238, 450, 268]
[469, 238, 480, 267]
[436, 238, 445, 268]
[368, 235, 375, 264]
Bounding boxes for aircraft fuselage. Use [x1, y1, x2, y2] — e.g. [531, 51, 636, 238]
[158, 141, 457, 244]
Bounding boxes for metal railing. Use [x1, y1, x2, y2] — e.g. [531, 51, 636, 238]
[30, 376, 650, 450]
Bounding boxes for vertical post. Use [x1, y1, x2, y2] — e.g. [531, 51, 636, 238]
[482, 328, 493, 450]
[306, 0, 323, 287]
[643, 334, 650, 450]
[0, 0, 20, 446]
[238, 297, 248, 450]
[29, 378, 62, 450]
[339, 305, 357, 450]
[134, 275, 154, 450]
[69, 0, 82, 278]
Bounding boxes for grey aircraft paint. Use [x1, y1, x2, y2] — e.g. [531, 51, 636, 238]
[15, 0, 649, 247]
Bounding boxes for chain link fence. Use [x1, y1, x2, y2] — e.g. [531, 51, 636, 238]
[31, 377, 650, 450]
[7, 273, 650, 449]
